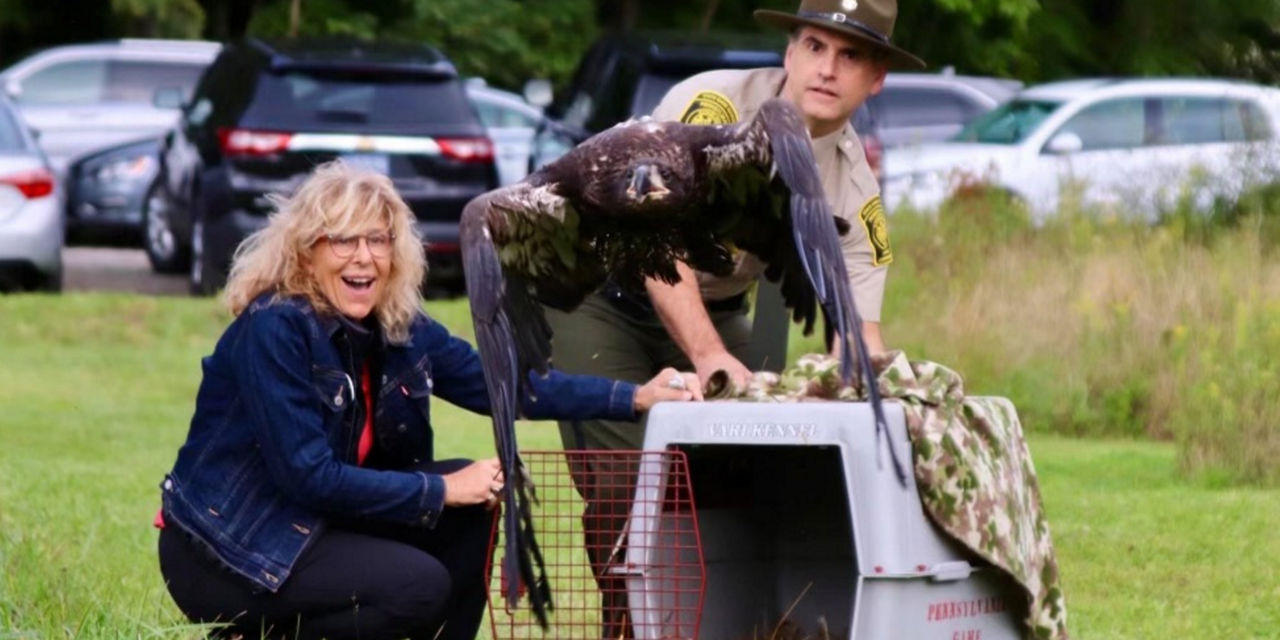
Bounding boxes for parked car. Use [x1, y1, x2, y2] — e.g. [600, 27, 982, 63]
[0, 39, 219, 177]
[146, 38, 498, 295]
[870, 71, 1021, 148]
[465, 79, 543, 186]
[525, 31, 884, 179]
[0, 96, 61, 292]
[883, 78, 1280, 220]
[63, 136, 162, 244]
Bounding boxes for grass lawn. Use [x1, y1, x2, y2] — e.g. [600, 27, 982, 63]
[0, 294, 1276, 638]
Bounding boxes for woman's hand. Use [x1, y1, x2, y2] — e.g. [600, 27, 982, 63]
[443, 458, 505, 509]
[633, 367, 703, 413]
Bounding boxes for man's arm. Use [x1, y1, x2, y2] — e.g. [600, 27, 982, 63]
[860, 321, 885, 355]
[645, 261, 752, 386]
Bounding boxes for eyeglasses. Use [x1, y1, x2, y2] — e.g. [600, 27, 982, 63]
[323, 231, 395, 259]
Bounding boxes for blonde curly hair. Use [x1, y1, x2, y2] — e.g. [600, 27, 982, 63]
[223, 160, 426, 343]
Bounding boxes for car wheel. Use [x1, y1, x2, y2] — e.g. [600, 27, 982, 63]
[35, 268, 63, 293]
[143, 180, 190, 273]
[188, 216, 220, 296]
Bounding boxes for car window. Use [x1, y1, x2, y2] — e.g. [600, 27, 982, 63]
[1157, 96, 1272, 145]
[1237, 99, 1273, 141]
[588, 55, 642, 130]
[104, 61, 207, 103]
[1056, 98, 1144, 150]
[633, 72, 685, 118]
[241, 70, 477, 130]
[17, 60, 107, 105]
[953, 99, 1059, 144]
[1239, 98, 1269, 141]
[0, 108, 26, 150]
[473, 99, 538, 128]
[876, 87, 978, 129]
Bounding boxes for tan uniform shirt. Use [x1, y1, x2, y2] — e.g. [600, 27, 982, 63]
[650, 67, 891, 322]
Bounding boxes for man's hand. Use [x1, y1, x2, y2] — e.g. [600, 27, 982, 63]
[692, 349, 751, 389]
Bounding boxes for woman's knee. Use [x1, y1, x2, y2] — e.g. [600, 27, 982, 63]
[378, 552, 453, 624]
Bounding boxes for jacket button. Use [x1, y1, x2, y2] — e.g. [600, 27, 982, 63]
[397, 423, 407, 433]
[163, 479, 173, 491]
[334, 394, 344, 407]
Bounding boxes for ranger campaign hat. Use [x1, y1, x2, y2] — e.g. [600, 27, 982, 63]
[755, 0, 926, 70]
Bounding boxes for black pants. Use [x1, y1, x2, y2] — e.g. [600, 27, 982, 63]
[158, 460, 495, 640]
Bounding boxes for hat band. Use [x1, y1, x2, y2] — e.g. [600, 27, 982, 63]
[796, 10, 890, 45]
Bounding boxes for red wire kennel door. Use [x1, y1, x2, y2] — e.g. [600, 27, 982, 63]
[486, 450, 707, 640]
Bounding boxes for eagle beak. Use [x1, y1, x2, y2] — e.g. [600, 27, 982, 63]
[627, 165, 651, 199]
[627, 164, 670, 202]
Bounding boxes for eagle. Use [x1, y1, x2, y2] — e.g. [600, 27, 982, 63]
[459, 97, 906, 625]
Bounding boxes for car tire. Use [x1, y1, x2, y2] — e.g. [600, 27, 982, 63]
[34, 267, 63, 293]
[143, 180, 191, 274]
[188, 216, 223, 296]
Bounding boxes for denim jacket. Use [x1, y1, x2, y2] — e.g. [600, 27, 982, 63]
[161, 293, 637, 593]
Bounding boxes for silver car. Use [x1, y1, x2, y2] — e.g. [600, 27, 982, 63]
[870, 71, 1022, 148]
[0, 97, 62, 292]
[0, 39, 219, 175]
[465, 81, 544, 186]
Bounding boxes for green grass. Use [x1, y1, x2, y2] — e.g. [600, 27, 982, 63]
[1, 294, 1277, 638]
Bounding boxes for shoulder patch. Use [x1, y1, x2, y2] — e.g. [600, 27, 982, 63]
[858, 195, 893, 266]
[679, 90, 739, 125]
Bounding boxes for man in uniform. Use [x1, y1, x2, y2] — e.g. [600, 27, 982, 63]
[544, 1, 925, 635]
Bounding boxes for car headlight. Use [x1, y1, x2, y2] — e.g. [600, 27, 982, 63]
[93, 154, 156, 184]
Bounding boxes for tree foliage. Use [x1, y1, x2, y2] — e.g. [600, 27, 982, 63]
[4, 0, 1280, 90]
[111, 0, 205, 39]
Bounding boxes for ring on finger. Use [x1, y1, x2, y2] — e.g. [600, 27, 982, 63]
[666, 376, 687, 391]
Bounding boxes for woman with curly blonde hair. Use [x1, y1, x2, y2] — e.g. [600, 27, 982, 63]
[156, 161, 699, 640]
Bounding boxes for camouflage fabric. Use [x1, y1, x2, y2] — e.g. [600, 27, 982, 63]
[711, 351, 1069, 640]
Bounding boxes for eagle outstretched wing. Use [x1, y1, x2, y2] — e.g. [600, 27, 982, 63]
[694, 98, 908, 485]
[459, 183, 597, 627]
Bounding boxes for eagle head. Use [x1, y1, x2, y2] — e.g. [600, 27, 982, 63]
[624, 163, 672, 204]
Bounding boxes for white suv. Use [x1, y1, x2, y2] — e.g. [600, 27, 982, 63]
[0, 39, 219, 175]
[884, 78, 1280, 220]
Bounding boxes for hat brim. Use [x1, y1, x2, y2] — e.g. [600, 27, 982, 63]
[754, 9, 926, 70]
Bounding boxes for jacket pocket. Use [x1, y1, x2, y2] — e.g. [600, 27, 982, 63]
[377, 356, 434, 466]
[312, 365, 354, 414]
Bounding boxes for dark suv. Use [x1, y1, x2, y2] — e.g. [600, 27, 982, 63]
[145, 38, 497, 294]
[529, 32, 881, 180]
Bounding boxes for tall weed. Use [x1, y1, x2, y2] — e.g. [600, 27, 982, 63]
[873, 193, 1280, 485]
